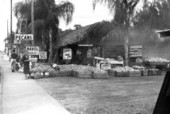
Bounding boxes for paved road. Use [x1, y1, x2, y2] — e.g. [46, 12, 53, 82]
[0, 57, 70, 114]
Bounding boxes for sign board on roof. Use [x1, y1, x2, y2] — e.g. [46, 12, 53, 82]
[15, 34, 33, 41]
[39, 51, 47, 59]
[26, 46, 39, 55]
[129, 45, 142, 57]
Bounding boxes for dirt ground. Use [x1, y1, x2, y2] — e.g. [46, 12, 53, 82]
[36, 75, 165, 114]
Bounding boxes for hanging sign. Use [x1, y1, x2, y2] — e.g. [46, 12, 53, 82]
[63, 48, 72, 60]
[26, 46, 39, 55]
[15, 34, 33, 41]
[39, 51, 47, 59]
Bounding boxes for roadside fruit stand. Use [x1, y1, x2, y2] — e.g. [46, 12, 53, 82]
[29, 56, 167, 79]
[144, 57, 169, 70]
[29, 63, 109, 79]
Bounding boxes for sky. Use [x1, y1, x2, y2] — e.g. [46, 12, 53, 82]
[0, 0, 144, 51]
[0, 0, 113, 51]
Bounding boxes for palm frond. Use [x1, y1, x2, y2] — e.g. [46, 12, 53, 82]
[13, 1, 31, 18]
[93, 0, 140, 25]
[55, 1, 74, 25]
[93, 0, 116, 11]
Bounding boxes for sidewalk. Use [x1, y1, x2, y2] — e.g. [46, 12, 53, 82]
[1, 60, 70, 114]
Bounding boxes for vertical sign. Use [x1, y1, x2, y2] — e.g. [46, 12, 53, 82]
[63, 48, 72, 60]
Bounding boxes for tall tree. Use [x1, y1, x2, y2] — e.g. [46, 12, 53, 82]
[93, 0, 140, 27]
[134, 0, 170, 29]
[93, 0, 140, 65]
[14, 0, 74, 63]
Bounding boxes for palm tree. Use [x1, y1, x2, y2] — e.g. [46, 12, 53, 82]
[93, 0, 141, 65]
[14, 0, 74, 63]
[93, 0, 140, 26]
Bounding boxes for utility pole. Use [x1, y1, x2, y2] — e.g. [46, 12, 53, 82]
[31, 0, 36, 67]
[7, 20, 9, 37]
[10, 0, 13, 51]
[6, 20, 9, 54]
[31, 0, 34, 46]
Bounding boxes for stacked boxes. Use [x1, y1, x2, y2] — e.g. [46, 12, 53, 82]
[108, 66, 162, 77]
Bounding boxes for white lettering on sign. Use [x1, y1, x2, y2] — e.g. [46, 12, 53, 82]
[39, 51, 47, 59]
[129, 45, 143, 57]
[26, 46, 39, 55]
[15, 34, 33, 41]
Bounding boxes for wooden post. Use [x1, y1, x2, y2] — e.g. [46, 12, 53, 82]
[125, 35, 129, 66]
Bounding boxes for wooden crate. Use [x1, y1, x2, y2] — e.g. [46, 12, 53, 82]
[92, 72, 109, 79]
[152, 69, 157, 75]
[135, 70, 141, 76]
[148, 69, 153, 76]
[49, 71, 60, 77]
[115, 71, 129, 77]
[59, 70, 73, 77]
[73, 71, 93, 78]
[129, 71, 136, 77]
[107, 69, 115, 77]
[148, 69, 158, 76]
[140, 69, 148, 76]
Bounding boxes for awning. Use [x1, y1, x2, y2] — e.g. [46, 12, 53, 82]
[155, 29, 170, 38]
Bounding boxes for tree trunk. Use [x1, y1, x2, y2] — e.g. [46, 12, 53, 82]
[48, 28, 53, 64]
[52, 29, 61, 63]
[124, 35, 129, 66]
[124, 21, 130, 66]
